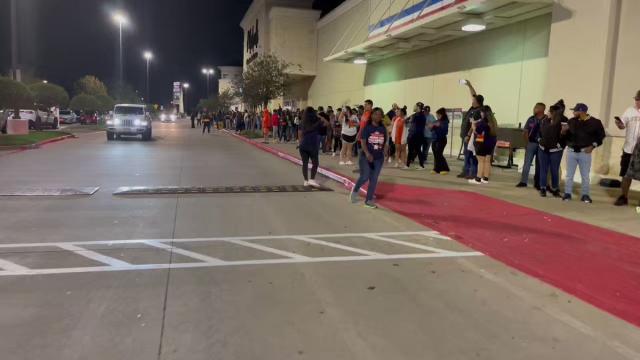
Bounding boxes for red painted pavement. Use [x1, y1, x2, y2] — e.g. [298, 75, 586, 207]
[231, 131, 640, 328]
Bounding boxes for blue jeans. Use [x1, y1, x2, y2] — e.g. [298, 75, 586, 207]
[538, 149, 562, 190]
[520, 142, 539, 184]
[464, 149, 478, 178]
[354, 154, 384, 202]
[564, 150, 592, 196]
[422, 137, 432, 165]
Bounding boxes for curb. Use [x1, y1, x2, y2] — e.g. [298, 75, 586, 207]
[224, 130, 366, 194]
[0, 133, 76, 157]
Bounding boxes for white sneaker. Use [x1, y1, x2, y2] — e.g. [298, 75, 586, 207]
[481, 178, 489, 184]
[332, 153, 336, 157]
[387, 158, 392, 163]
[468, 178, 482, 185]
[303, 181, 309, 187]
[339, 161, 345, 165]
[346, 161, 353, 165]
[308, 179, 321, 188]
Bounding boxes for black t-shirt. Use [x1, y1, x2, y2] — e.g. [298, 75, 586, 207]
[461, 106, 482, 138]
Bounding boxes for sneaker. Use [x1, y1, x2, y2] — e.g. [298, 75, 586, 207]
[332, 153, 336, 157]
[614, 196, 628, 206]
[540, 189, 547, 197]
[516, 182, 527, 188]
[401, 166, 410, 170]
[468, 178, 482, 185]
[440, 171, 449, 175]
[339, 161, 346, 165]
[307, 179, 321, 188]
[346, 161, 353, 165]
[364, 201, 378, 209]
[303, 181, 309, 187]
[551, 189, 561, 198]
[481, 177, 489, 184]
[415, 166, 426, 171]
[456, 173, 467, 178]
[430, 170, 438, 174]
[387, 157, 392, 163]
[349, 190, 359, 204]
[562, 193, 572, 201]
[581, 195, 593, 204]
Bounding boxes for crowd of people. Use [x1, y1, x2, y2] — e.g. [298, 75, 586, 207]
[190, 81, 640, 209]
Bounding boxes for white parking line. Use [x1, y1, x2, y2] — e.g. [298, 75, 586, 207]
[0, 231, 483, 277]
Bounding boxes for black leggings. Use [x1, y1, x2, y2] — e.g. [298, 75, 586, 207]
[300, 148, 319, 181]
[432, 138, 450, 173]
[333, 136, 342, 153]
[407, 137, 425, 167]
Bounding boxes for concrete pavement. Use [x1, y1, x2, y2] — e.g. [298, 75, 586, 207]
[0, 121, 638, 360]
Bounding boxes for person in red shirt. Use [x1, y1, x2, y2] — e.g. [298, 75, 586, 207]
[358, 99, 374, 140]
[262, 109, 271, 143]
[272, 110, 280, 142]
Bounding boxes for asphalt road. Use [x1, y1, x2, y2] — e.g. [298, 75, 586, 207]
[0, 121, 638, 360]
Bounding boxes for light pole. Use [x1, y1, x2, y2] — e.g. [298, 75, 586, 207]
[202, 68, 214, 97]
[112, 12, 128, 86]
[143, 51, 153, 103]
[10, 0, 20, 81]
[182, 83, 190, 113]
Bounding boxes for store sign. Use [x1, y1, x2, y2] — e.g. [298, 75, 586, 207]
[172, 82, 181, 105]
[245, 19, 260, 65]
[368, 0, 467, 38]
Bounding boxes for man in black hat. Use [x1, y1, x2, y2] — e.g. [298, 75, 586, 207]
[613, 90, 640, 206]
[561, 103, 606, 203]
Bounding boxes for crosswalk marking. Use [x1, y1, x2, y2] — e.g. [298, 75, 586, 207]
[0, 231, 483, 277]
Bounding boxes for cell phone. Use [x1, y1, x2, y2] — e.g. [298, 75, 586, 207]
[614, 116, 622, 123]
[459, 79, 468, 85]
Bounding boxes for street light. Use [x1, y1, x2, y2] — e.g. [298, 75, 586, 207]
[202, 68, 214, 97]
[143, 51, 153, 103]
[42, 80, 48, 84]
[183, 83, 190, 112]
[112, 11, 129, 85]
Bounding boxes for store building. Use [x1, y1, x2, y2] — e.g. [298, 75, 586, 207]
[242, 0, 640, 180]
[218, 66, 243, 109]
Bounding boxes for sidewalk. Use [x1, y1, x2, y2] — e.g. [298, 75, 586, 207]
[231, 133, 640, 328]
[265, 140, 640, 238]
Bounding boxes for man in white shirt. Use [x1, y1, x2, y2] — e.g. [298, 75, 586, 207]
[614, 90, 640, 206]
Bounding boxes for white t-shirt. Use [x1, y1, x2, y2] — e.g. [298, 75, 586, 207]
[621, 106, 640, 154]
[341, 115, 358, 136]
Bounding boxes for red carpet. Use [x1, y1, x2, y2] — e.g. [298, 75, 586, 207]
[231, 132, 640, 328]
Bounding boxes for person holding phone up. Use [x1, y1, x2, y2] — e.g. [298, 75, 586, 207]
[561, 103, 606, 203]
[613, 90, 640, 206]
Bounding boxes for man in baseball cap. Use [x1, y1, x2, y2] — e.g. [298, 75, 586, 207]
[561, 102, 606, 203]
[613, 90, 640, 206]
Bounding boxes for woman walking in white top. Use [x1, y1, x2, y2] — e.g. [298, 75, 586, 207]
[339, 106, 358, 165]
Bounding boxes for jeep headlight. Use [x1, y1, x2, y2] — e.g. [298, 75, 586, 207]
[160, 113, 166, 121]
[106, 119, 114, 125]
[170, 114, 177, 121]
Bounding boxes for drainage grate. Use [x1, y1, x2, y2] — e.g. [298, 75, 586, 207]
[0, 187, 100, 196]
[113, 185, 333, 195]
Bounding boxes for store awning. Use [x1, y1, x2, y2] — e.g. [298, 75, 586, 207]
[323, 0, 553, 63]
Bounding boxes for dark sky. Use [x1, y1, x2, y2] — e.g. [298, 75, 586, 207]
[0, 0, 344, 106]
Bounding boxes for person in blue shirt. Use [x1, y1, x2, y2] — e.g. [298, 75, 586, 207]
[516, 103, 547, 188]
[406, 102, 427, 170]
[350, 107, 389, 209]
[431, 107, 450, 174]
[422, 105, 437, 166]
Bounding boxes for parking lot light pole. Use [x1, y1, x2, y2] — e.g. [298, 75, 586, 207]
[143, 51, 153, 103]
[112, 12, 129, 86]
[202, 68, 214, 97]
[182, 83, 190, 113]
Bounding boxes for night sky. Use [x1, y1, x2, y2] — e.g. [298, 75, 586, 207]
[0, 0, 344, 106]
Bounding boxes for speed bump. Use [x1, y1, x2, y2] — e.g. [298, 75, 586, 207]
[113, 185, 333, 195]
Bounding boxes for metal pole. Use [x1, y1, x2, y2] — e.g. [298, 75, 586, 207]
[146, 58, 150, 103]
[119, 22, 123, 85]
[10, 0, 20, 81]
[206, 74, 210, 97]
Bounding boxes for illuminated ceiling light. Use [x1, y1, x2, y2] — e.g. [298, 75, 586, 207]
[353, 57, 367, 65]
[461, 18, 486, 32]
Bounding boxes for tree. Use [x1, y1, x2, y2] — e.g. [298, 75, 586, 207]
[234, 54, 292, 108]
[217, 88, 236, 111]
[95, 94, 115, 113]
[74, 75, 108, 97]
[69, 94, 100, 112]
[29, 82, 69, 108]
[197, 96, 219, 112]
[0, 77, 35, 118]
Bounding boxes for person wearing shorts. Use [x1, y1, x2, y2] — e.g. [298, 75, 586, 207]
[339, 106, 358, 165]
[614, 90, 640, 206]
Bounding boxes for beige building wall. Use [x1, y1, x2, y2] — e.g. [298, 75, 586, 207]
[546, 0, 640, 184]
[269, 7, 320, 76]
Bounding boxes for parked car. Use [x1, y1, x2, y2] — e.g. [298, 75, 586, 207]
[106, 104, 152, 141]
[5, 109, 59, 130]
[79, 112, 98, 125]
[59, 109, 77, 124]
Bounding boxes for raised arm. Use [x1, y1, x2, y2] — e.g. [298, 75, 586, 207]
[465, 80, 477, 97]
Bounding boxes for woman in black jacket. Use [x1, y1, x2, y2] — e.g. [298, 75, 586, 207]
[537, 101, 567, 197]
